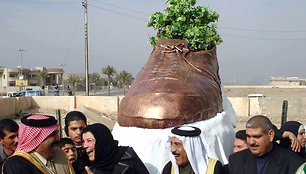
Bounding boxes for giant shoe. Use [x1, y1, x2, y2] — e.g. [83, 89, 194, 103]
[118, 39, 223, 128]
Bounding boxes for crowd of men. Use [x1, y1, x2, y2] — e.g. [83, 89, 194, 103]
[0, 113, 305, 174]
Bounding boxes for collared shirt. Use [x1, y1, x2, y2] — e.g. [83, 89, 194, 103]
[32, 152, 56, 174]
[32, 152, 47, 166]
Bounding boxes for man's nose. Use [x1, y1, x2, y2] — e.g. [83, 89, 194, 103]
[248, 138, 256, 145]
[171, 145, 177, 153]
[76, 128, 82, 134]
[14, 136, 18, 143]
[68, 150, 74, 156]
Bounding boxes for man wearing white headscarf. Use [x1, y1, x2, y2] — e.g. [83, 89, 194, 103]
[162, 126, 224, 174]
[2, 114, 75, 174]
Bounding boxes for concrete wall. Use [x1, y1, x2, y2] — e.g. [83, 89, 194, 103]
[31, 96, 76, 111]
[0, 97, 16, 117]
[0, 96, 120, 118]
[0, 97, 33, 117]
[75, 96, 118, 114]
[227, 97, 248, 117]
[226, 96, 306, 122]
[1, 95, 305, 122]
[260, 96, 306, 121]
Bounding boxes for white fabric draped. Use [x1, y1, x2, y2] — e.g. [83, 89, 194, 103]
[112, 90, 236, 174]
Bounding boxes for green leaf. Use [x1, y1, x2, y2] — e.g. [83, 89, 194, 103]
[147, 0, 222, 50]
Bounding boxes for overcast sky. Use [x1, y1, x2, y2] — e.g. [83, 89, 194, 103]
[1, 0, 306, 84]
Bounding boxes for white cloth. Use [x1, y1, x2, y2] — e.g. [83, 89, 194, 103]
[112, 92, 236, 174]
[295, 162, 306, 174]
[168, 130, 208, 174]
[298, 125, 305, 133]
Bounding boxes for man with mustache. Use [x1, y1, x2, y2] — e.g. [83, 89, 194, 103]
[228, 115, 306, 174]
[2, 114, 75, 174]
[0, 118, 18, 168]
[162, 126, 224, 174]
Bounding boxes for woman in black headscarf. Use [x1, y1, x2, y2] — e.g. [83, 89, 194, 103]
[82, 123, 149, 174]
[279, 121, 306, 159]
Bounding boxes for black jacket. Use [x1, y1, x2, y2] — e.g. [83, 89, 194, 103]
[228, 144, 306, 174]
[91, 147, 149, 174]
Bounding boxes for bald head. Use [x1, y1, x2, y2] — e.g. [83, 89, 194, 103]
[246, 115, 273, 132]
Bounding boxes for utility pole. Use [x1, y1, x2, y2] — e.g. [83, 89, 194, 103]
[60, 64, 66, 89]
[83, 0, 89, 96]
[18, 49, 26, 80]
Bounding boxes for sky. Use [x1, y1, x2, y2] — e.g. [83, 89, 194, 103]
[1, 0, 306, 85]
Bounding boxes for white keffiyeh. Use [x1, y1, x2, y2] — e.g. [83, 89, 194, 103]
[168, 127, 208, 174]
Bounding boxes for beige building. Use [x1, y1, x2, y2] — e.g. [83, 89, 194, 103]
[269, 77, 306, 86]
[0, 66, 64, 92]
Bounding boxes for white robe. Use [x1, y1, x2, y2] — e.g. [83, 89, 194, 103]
[112, 90, 236, 174]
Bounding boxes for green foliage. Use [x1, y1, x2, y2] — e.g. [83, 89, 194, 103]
[89, 73, 102, 86]
[66, 74, 81, 92]
[37, 69, 49, 86]
[102, 65, 117, 79]
[101, 65, 117, 96]
[116, 70, 134, 94]
[116, 71, 134, 86]
[147, 0, 222, 50]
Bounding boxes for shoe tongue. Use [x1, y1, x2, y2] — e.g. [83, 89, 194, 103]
[156, 38, 188, 48]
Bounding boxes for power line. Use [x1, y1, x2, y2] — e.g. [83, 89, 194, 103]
[88, 3, 306, 41]
[0, 0, 74, 5]
[89, 4, 147, 22]
[219, 26, 306, 33]
[90, 1, 306, 34]
[220, 33, 306, 41]
[62, 9, 83, 67]
[91, 0, 148, 15]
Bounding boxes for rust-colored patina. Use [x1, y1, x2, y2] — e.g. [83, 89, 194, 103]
[118, 39, 223, 128]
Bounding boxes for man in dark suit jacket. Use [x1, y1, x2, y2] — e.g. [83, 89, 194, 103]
[228, 115, 306, 174]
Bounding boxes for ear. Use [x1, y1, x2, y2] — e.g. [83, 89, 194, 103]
[64, 126, 68, 136]
[268, 129, 275, 142]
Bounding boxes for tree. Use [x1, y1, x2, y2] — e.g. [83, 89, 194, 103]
[89, 73, 102, 92]
[102, 65, 117, 96]
[116, 71, 134, 95]
[37, 69, 49, 86]
[65, 74, 81, 95]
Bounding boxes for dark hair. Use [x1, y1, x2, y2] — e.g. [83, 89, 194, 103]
[246, 115, 273, 132]
[235, 129, 246, 142]
[58, 137, 75, 148]
[64, 111, 87, 136]
[0, 118, 19, 139]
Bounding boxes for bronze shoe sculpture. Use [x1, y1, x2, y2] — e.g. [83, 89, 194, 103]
[118, 39, 223, 128]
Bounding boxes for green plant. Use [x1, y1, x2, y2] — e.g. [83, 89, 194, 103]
[147, 0, 222, 51]
[101, 65, 117, 96]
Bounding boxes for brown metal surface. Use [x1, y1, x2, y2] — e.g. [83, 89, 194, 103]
[118, 39, 223, 128]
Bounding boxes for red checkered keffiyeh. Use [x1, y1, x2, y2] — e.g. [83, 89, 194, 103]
[17, 114, 59, 152]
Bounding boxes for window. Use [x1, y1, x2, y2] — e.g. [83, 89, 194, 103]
[9, 73, 18, 78]
[9, 81, 16, 86]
